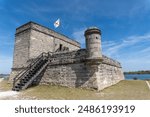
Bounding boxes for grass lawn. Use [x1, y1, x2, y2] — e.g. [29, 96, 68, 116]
[0, 80, 150, 100]
[0, 80, 12, 91]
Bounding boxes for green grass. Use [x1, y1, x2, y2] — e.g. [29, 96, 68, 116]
[0, 80, 12, 91]
[101, 80, 150, 100]
[0, 80, 150, 100]
[22, 85, 98, 100]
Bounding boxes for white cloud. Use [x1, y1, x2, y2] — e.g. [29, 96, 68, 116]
[102, 33, 150, 71]
[103, 33, 150, 57]
[72, 28, 86, 47]
[102, 41, 116, 48]
[140, 47, 150, 53]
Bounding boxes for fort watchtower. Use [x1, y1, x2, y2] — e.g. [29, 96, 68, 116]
[84, 27, 102, 59]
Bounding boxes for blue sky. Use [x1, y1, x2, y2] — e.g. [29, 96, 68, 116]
[0, 0, 150, 73]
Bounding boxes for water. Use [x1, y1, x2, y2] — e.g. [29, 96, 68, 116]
[125, 74, 150, 80]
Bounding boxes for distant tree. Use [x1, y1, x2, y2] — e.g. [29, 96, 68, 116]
[124, 70, 150, 74]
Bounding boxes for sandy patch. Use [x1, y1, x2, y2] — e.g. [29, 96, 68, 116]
[0, 78, 4, 82]
[0, 91, 19, 99]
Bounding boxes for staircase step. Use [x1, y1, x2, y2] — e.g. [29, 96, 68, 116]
[22, 77, 29, 80]
[21, 79, 29, 82]
[26, 75, 32, 78]
[29, 70, 35, 74]
[21, 79, 28, 82]
[22, 81, 27, 84]
[15, 85, 21, 89]
[20, 81, 28, 84]
[28, 72, 34, 75]
[21, 83, 26, 87]
[30, 70, 36, 74]
[16, 84, 22, 86]
[24, 77, 29, 79]
[14, 88, 20, 91]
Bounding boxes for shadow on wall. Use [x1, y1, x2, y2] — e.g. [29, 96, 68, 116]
[71, 50, 98, 88]
[29, 65, 48, 88]
[74, 65, 98, 88]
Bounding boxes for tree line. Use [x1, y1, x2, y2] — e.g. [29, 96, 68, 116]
[124, 70, 150, 74]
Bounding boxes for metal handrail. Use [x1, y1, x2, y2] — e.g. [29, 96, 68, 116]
[13, 52, 48, 88]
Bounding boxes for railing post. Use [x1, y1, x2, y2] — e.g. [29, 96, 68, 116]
[48, 52, 49, 57]
[13, 78, 15, 89]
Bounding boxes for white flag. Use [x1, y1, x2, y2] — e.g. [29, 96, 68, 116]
[54, 18, 60, 28]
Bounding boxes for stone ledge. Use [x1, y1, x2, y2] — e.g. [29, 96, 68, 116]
[47, 50, 121, 68]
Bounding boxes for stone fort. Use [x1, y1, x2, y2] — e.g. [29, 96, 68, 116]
[9, 21, 124, 91]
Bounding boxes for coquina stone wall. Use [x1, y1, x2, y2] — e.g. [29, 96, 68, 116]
[40, 49, 124, 90]
[13, 29, 30, 69]
[29, 22, 80, 59]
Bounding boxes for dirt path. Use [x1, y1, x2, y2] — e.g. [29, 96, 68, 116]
[0, 79, 19, 99]
[0, 78, 4, 82]
[146, 81, 150, 90]
[0, 91, 19, 99]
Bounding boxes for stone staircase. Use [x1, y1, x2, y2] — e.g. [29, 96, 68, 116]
[12, 52, 49, 91]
